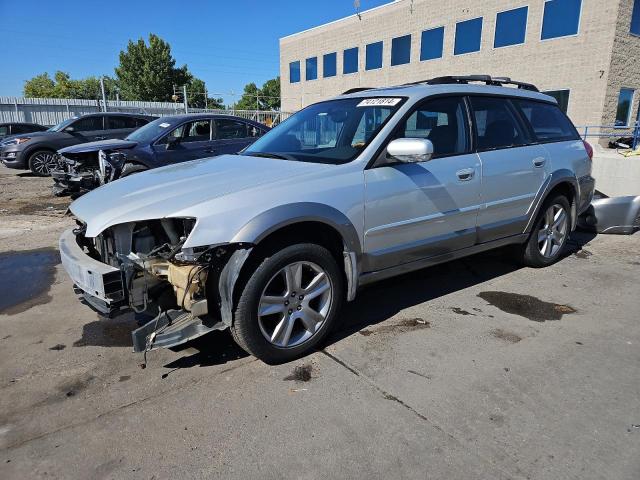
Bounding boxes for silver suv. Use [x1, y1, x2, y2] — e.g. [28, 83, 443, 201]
[60, 75, 595, 363]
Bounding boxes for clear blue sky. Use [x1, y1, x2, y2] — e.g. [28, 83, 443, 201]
[0, 0, 391, 105]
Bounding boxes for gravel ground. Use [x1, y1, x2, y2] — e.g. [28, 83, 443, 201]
[0, 163, 639, 479]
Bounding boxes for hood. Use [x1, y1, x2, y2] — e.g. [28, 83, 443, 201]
[1, 131, 67, 145]
[59, 139, 138, 155]
[70, 154, 334, 238]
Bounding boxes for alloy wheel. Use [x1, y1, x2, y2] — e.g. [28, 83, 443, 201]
[257, 261, 333, 348]
[537, 203, 568, 258]
[30, 152, 57, 175]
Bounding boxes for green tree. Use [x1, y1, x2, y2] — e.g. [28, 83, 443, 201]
[24, 73, 56, 97]
[115, 34, 190, 102]
[24, 71, 117, 99]
[235, 77, 280, 110]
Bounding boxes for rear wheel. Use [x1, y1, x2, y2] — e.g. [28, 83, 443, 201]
[28, 150, 57, 176]
[231, 243, 344, 364]
[519, 194, 571, 267]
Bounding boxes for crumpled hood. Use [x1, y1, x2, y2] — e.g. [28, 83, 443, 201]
[59, 139, 138, 155]
[70, 154, 334, 238]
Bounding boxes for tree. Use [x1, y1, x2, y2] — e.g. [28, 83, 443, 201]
[115, 34, 190, 102]
[185, 77, 223, 109]
[234, 77, 280, 111]
[23, 71, 117, 99]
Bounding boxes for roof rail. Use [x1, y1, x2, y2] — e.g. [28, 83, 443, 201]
[407, 75, 539, 92]
[342, 87, 374, 95]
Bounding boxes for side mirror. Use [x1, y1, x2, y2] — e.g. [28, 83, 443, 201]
[386, 138, 434, 163]
[166, 136, 180, 150]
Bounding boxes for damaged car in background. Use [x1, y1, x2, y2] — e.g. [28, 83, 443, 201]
[52, 114, 269, 196]
[60, 75, 596, 364]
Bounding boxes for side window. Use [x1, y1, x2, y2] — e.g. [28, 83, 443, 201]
[11, 124, 27, 134]
[106, 116, 138, 130]
[514, 99, 579, 142]
[136, 118, 150, 128]
[0, 125, 8, 136]
[71, 116, 104, 132]
[246, 124, 263, 138]
[469, 97, 528, 150]
[182, 120, 211, 143]
[215, 119, 248, 140]
[396, 96, 470, 157]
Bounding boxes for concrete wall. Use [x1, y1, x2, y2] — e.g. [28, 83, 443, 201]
[592, 146, 640, 196]
[601, 0, 640, 128]
[280, 0, 624, 128]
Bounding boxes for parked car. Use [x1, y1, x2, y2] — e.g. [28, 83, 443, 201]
[0, 122, 47, 141]
[0, 113, 154, 176]
[59, 75, 595, 364]
[51, 114, 269, 196]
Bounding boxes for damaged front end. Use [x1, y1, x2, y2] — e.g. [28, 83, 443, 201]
[59, 217, 252, 353]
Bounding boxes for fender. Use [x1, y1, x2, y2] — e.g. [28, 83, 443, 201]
[524, 169, 579, 233]
[231, 202, 362, 301]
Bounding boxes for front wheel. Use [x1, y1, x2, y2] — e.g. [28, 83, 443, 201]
[28, 150, 57, 176]
[231, 243, 344, 364]
[519, 194, 571, 268]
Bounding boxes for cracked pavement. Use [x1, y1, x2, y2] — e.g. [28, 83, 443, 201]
[1, 164, 639, 479]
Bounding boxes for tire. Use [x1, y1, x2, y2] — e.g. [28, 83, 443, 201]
[231, 243, 344, 364]
[518, 194, 571, 268]
[120, 163, 147, 177]
[28, 150, 58, 177]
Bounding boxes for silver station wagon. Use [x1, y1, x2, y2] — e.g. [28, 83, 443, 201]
[60, 75, 595, 364]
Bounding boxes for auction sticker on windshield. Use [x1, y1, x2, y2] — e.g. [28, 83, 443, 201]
[357, 98, 402, 107]
[159, 122, 171, 128]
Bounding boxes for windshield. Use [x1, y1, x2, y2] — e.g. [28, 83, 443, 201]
[126, 117, 176, 143]
[243, 97, 405, 164]
[47, 117, 77, 132]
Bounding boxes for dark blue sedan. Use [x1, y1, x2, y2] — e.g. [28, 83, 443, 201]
[52, 114, 269, 196]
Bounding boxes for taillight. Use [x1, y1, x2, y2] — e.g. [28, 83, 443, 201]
[582, 140, 593, 160]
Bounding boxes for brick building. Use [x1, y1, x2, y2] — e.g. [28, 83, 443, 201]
[280, 0, 640, 131]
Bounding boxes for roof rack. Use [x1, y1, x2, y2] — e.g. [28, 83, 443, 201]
[342, 87, 374, 95]
[407, 75, 539, 92]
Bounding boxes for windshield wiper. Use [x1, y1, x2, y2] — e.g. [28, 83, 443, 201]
[244, 152, 291, 160]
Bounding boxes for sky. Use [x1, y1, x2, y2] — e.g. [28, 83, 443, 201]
[0, 0, 392, 105]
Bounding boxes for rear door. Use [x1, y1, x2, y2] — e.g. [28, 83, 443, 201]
[470, 96, 550, 242]
[213, 118, 256, 155]
[105, 115, 140, 140]
[152, 119, 212, 165]
[363, 96, 481, 271]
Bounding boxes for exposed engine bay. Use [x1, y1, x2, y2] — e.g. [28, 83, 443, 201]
[52, 146, 134, 197]
[68, 217, 252, 355]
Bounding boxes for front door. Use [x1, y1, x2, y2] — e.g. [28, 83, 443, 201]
[363, 96, 481, 272]
[153, 119, 213, 165]
[468, 96, 550, 243]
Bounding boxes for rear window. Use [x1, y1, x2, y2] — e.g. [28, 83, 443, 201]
[514, 100, 578, 142]
[470, 96, 528, 151]
[72, 116, 104, 132]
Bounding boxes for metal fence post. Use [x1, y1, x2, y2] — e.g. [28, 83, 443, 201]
[633, 122, 639, 150]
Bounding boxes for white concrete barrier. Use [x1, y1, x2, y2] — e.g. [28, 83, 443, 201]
[591, 145, 640, 197]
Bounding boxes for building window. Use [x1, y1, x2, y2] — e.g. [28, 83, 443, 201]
[420, 26, 444, 61]
[543, 89, 570, 113]
[454, 17, 483, 55]
[343, 47, 359, 74]
[616, 88, 636, 126]
[391, 34, 411, 66]
[365, 41, 383, 70]
[289, 61, 300, 83]
[306, 57, 318, 81]
[494, 6, 528, 48]
[323, 52, 337, 78]
[541, 0, 582, 40]
[631, 0, 640, 35]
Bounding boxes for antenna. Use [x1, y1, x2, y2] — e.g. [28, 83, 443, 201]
[354, 0, 361, 20]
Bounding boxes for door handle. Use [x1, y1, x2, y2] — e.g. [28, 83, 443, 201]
[456, 168, 475, 181]
[204, 148, 217, 154]
[94, 136, 106, 140]
[533, 157, 546, 168]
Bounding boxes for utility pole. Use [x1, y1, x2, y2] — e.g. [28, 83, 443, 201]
[183, 85, 189, 113]
[100, 77, 108, 112]
[204, 87, 208, 110]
